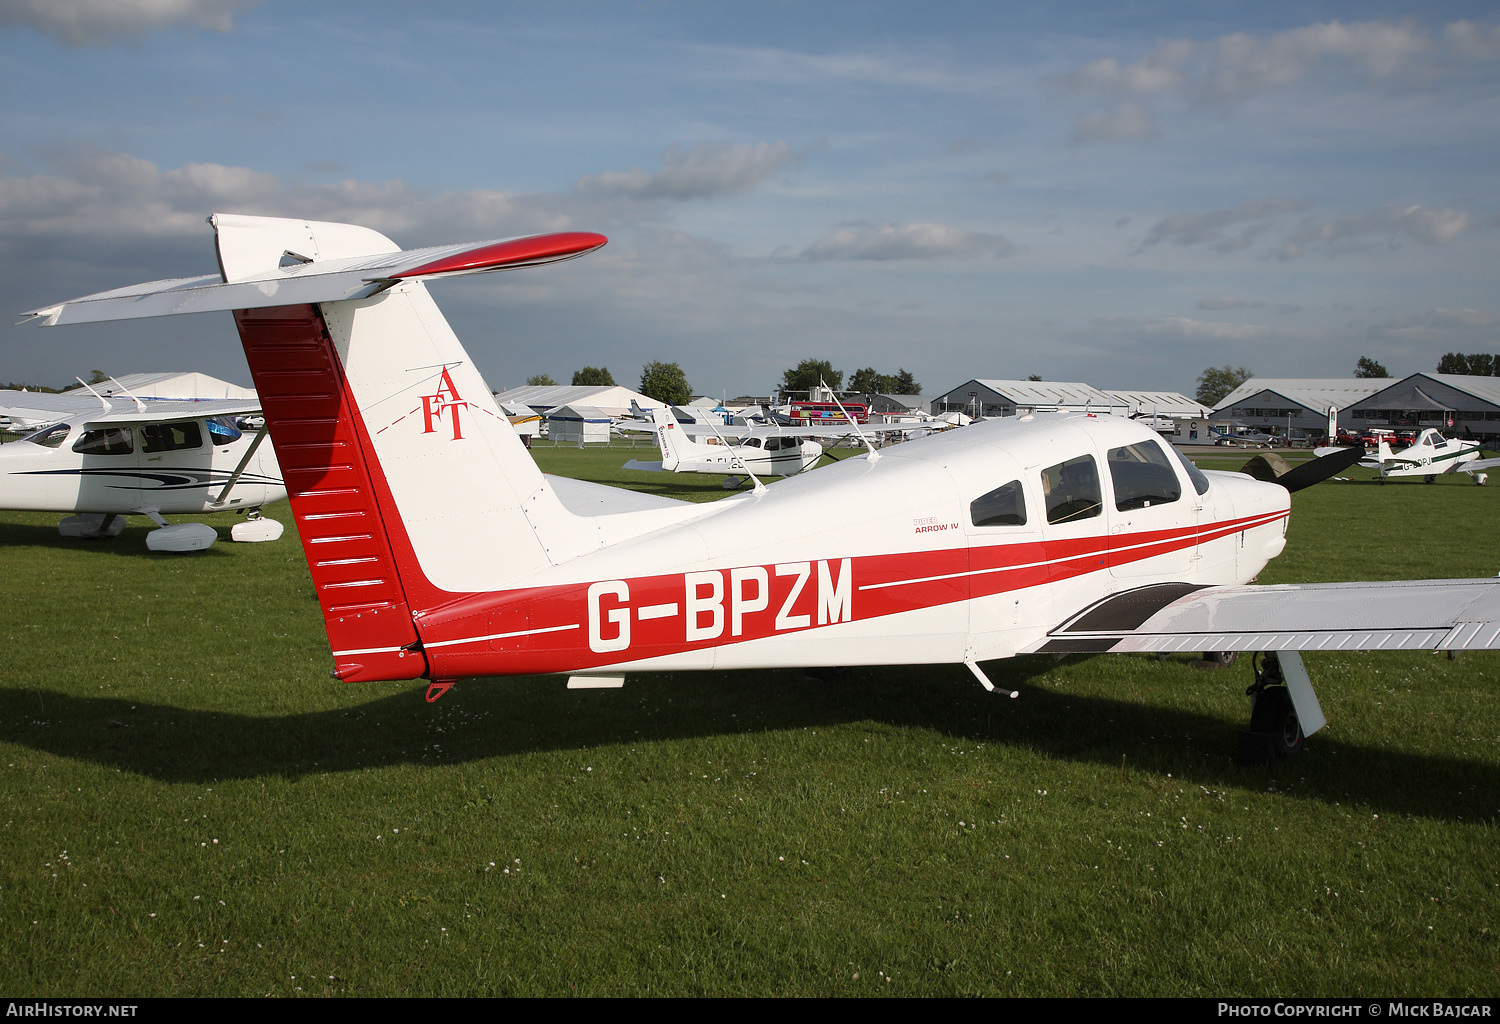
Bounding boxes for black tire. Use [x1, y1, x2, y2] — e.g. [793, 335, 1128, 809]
[1203, 651, 1237, 667]
[1424, 475, 1436, 484]
[1250, 687, 1304, 757]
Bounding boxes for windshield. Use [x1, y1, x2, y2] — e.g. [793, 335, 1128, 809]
[21, 423, 70, 448]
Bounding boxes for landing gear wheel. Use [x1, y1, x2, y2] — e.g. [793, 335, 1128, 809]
[1249, 686, 1304, 757]
[1203, 651, 1237, 667]
[1424, 474, 1436, 484]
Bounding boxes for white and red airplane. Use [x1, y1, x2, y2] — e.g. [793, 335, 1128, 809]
[23, 214, 1500, 759]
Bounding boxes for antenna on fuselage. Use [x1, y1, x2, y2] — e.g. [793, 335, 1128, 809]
[822, 378, 879, 462]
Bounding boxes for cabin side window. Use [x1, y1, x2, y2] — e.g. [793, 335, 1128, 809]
[72, 428, 134, 456]
[742, 437, 763, 448]
[970, 480, 1027, 527]
[206, 416, 243, 446]
[1041, 455, 1102, 524]
[139, 421, 203, 454]
[22, 423, 70, 448]
[1108, 441, 1182, 511]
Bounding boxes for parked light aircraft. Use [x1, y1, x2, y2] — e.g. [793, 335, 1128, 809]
[1317, 429, 1487, 484]
[622, 406, 825, 480]
[24, 213, 1500, 760]
[0, 387, 286, 551]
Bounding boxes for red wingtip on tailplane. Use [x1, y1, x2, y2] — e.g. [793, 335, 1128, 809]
[397, 232, 608, 280]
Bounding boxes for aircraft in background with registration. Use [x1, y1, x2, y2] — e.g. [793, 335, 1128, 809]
[1317, 428, 1489, 484]
[0, 386, 286, 551]
[621, 405, 827, 483]
[23, 213, 1500, 762]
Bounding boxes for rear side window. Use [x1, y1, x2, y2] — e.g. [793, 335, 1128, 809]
[139, 421, 203, 454]
[206, 416, 242, 445]
[970, 480, 1027, 527]
[23, 423, 70, 448]
[1041, 455, 1102, 525]
[1109, 441, 1182, 510]
[72, 428, 133, 456]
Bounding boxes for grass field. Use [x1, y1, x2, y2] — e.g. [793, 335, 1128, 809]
[0, 445, 1497, 996]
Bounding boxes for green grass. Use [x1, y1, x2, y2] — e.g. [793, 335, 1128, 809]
[1, 452, 1497, 995]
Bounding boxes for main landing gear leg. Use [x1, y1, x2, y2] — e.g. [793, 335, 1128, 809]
[425, 680, 456, 703]
[1237, 651, 1327, 765]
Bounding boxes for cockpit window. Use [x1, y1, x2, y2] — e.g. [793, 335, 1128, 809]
[1041, 455, 1102, 525]
[1108, 441, 1182, 511]
[22, 423, 70, 448]
[139, 421, 203, 453]
[970, 480, 1027, 527]
[206, 416, 242, 445]
[742, 437, 762, 448]
[1170, 445, 1211, 495]
[72, 427, 134, 456]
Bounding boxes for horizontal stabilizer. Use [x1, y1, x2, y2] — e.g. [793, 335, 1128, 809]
[23, 231, 607, 327]
[622, 459, 665, 472]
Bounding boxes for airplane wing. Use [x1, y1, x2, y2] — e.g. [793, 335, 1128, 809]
[22, 231, 608, 327]
[1027, 578, 1500, 655]
[0, 390, 261, 426]
[1460, 457, 1500, 474]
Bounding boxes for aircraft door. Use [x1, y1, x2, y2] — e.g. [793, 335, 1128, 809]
[70, 425, 141, 513]
[1105, 439, 1195, 582]
[136, 419, 213, 512]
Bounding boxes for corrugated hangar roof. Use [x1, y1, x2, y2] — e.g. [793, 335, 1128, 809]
[1213, 379, 1387, 415]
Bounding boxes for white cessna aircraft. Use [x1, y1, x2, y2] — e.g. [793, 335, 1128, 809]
[1316, 429, 1488, 484]
[23, 213, 1500, 761]
[622, 406, 826, 481]
[0, 386, 286, 551]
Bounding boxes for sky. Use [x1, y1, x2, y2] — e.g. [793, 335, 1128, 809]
[0, 1, 1497, 399]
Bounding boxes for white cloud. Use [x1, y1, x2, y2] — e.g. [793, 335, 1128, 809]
[1050, 19, 1499, 142]
[801, 222, 1013, 261]
[1368, 307, 1500, 340]
[0, 144, 660, 242]
[1053, 40, 1195, 95]
[1071, 101, 1157, 143]
[1101, 316, 1272, 340]
[1197, 296, 1305, 313]
[576, 142, 793, 201]
[0, 0, 258, 46]
[1142, 198, 1304, 249]
[1274, 205, 1471, 260]
[1201, 20, 1434, 102]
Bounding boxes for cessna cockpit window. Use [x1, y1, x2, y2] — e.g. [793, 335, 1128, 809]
[743, 437, 762, 448]
[206, 416, 242, 446]
[1042, 455, 1102, 525]
[970, 480, 1027, 527]
[72, 428, 134, 456]
[1108, 441, 1182, 511]
[140, 421, 203, 454]
[22, 423, 70, 448]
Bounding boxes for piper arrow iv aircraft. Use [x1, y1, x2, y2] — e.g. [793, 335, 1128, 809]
[622, 406, 825, 479]
[23, 214, 1500, 759]
[1316, 429, 1487, 485]
[0, 386, 286, 551]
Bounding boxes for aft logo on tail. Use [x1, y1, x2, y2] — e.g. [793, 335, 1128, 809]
[421, 367, 468, 440]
